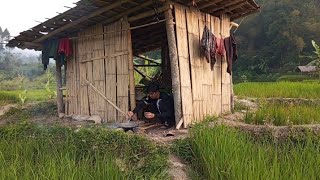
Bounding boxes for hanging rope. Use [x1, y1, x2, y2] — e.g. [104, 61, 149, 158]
[152, 0, 161, 23]
[233, 17, 245, 34]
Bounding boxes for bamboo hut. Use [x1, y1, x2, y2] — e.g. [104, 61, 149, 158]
[7, 0, 260, 128]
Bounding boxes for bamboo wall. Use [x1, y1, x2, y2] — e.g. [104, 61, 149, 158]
[174, 4, 233, 127]
[65, 20, 133, 122]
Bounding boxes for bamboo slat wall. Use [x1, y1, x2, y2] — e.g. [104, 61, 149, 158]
[174, 4, 232, 127]
[221, 14, 232, 113]
[66, 19, 133, 122]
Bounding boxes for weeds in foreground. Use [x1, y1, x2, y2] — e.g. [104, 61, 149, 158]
[0, 123, 169, 179]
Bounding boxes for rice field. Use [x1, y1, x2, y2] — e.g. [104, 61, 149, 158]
[244, 102, 320, 125]
[174, 124, 320, 180]
[234, 82, 320, 98]
[0, 124, 168, 179]
[0, 89, 52, 105]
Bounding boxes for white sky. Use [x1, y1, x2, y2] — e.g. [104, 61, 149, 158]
[0, 0, 77, 36]
[0, 0, 77, 54]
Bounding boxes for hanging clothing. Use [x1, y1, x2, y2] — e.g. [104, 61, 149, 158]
[42, 41, 50, 70]
[58, 38, 72, 64]
[224, 34, 238, 75]
[200, 25, 217, 70]
[48, 39, 59, 60]
[216, 37, 225, 56]
[41, 39, 59, 70]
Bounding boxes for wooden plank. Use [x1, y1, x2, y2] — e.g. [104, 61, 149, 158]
[212, 16, 222, 115]
[205, 13, 214, 116]
[186, 8, 201, 123]
[128, 28, 135, 112]
[198, 12, 207, 119]
[104, 23, 117, 122]
[92, 24, 106, 119]
[116, 20, 129, 122]
[78, 30, 89, 115]
[174, 4, 194, 128]
[115, 20, 122, 122]
[221, 14, 231, 113]
[75, 38, 81, 115]
[201, 13, 214, 116]
[66, 41, 73, 115]
[86, 26, 95, 115]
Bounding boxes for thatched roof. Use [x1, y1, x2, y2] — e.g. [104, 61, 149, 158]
[7, 0, 260, 53]
[296, 66, 318, 73]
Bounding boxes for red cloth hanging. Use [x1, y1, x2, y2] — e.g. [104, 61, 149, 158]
[58, 38, 72, 57]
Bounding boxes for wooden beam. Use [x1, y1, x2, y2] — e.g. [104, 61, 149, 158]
[210, 0, 244, 13]
[134, 55, 161, 65]
[134, 65, 160, 67]
[213, 1, 248, 15]
[102, 0, 154, 25]
[164, 4, 182, 126]
[128, 6, 169, 22]
[187, 0, 203, 6]
[198, 0, 223, 9]
[33, 0, 130, 43]
[231, 8, 260, 20]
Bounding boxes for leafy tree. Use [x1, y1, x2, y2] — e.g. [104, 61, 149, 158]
[234, 0, 320, 81]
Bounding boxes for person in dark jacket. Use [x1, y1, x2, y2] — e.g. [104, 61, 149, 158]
[126, 83, 175, 127]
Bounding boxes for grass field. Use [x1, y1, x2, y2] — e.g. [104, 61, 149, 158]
[234, 82, 320, 98]
[0, 89, 56, 105]
[244, 102, 320, 125]
[0, 123, 168, 179]
[173, 124, 320, 180]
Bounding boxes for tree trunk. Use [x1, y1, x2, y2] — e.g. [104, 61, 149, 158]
[164, 5, 182, 126]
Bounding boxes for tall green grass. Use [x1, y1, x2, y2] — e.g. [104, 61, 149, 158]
[175, 124, 320, 180]
[244, 103, 320, 125]
[0, 123, 169, 179]
[234, 82, 320, 98]
[0, 89, 54, 105]
[0, 138, 124, 179]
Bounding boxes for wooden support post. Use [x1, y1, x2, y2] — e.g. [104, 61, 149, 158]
[128, 24, 136, 111]
[55, 60, 64, 114]
[164, 5, 182, 126]
[161, 43, 172, 89]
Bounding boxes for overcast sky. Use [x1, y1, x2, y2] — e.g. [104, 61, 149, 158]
[0, 0, 77, 36]
[0, 0, 77, 54]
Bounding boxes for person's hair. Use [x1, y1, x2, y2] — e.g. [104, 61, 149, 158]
[146, 83, 159, 93]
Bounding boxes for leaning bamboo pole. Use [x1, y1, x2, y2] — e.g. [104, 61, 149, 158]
[164, 4, 182, 126]
[86, 79, 126, 116]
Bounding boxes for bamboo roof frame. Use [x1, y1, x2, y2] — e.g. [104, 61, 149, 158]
[7, 0, 260, 54]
